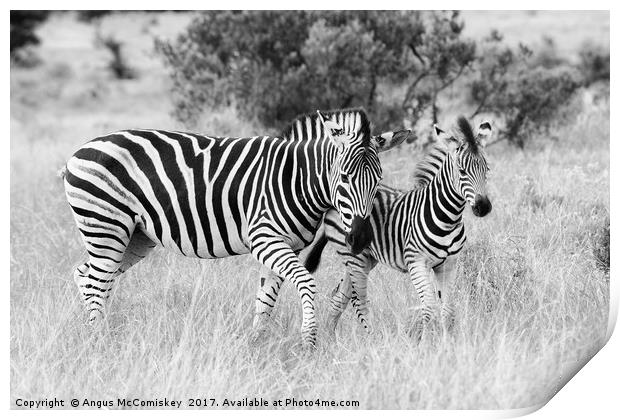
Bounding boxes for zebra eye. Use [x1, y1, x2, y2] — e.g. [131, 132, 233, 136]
[340, 173, 349, 183]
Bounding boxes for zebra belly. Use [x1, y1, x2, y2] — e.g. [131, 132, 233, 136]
[134, 199, 252, 259]
[407, 233, 465, 268]
[369, 243, 407, 273]
[368, 222, 464, 272]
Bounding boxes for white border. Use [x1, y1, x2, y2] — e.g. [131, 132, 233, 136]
[5, 2, 616, 418]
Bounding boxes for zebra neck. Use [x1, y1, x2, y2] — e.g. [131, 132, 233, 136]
[322, 141, 343, 209]
[426, 155, 466, 226]
[308, 138, 338, 212]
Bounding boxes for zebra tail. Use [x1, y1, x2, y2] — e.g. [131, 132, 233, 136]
[57, 165, 67, 179]
[303, 230, 329, 273]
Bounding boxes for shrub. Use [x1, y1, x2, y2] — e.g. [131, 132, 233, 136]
[493, 66, 580, 147]
[77, 10, 112, 23]
[469, 33, 581, 148]
[10, 10, 49, 64]
[531, 36, 567, 69]
[96, 34, 137, 80]
[158, 10, 589, 144]
[156, 11, 475, 130]
[578, 42, 610, 86]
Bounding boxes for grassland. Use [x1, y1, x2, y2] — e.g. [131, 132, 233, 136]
[10, 11, 610, 409]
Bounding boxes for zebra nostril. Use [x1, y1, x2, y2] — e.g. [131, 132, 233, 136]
[473, 195, 492, 217]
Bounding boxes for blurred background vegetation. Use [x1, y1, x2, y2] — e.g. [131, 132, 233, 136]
[10, 10, 609, 149]
[11, 10, 609, 148]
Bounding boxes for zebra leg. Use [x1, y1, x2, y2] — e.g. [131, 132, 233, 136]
[433, 256, 457, 333]
[348, 255, 376, 335]
[251, 241, 318, 348]
[253, 266, 285, 333]
[73, 228, 155, 324]
[406, 256, 440, 341]
[327, 271, 352, 337]
[73, 238, 127, 325]
[117, 230, 157, 274]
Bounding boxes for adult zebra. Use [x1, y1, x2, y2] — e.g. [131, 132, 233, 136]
[62, 108, 406, 347]
[261, 117, 492, 338]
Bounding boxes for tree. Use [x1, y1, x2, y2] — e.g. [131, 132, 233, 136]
[10, 10, 49, 59]
[468, 32, 581, 148]
[400, 12, 476, 124]
[156, 11, 474, 130]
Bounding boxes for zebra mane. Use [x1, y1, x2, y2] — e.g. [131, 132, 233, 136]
[456, 115, 479, 155]
[279, 108, 371, 146]
[411, 144, 450, 189]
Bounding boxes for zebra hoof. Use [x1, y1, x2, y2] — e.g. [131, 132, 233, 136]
[408, 317, 425, 343]
[409, 327, 424, 343]
[300, 330, 318, 352]
[300, 341, 317, 353]
[88, 309, 104, 327]
[326, 315, 340, 339]
[248, 329, 266, 347]
[442, 316, 455, 334]
[326, 325, 337, 342]
[252, 312, 271, 330]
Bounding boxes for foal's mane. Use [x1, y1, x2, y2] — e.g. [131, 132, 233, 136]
[411, 144, 450, 189]
[411, 116, 479, 188]
[456, 116, 479, 155]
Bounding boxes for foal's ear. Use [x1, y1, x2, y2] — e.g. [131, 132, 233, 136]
[433, 124, 460, 153]
[318, 110, 347, 150]
[371, 129, 410, 152]
[477, 122, 492, 147]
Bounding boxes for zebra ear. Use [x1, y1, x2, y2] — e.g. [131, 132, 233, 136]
[372, 129, 410, 153]
[433, 124, 460, 153]
[477, 122, 492, 147]
[317, 110, 347, 150]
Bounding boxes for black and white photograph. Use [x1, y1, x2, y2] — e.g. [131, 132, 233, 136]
[9, 7, 611, 411]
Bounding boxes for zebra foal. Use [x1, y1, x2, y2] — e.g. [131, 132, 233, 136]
[62, 108, 406, 347]
[294, 117, 493, 338]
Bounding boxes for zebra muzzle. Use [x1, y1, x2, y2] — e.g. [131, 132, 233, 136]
[472, 194, 492, 217]
[346, 216, 373, 255]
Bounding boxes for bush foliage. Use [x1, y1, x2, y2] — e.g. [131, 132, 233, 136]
[10, 10, 49, 62]
[468, 33, 582, 147]
[578, 42, 610, 86]
[96, 33, 137, 80]
[157, 11, 475, 129]
[158, 11, 607, 146]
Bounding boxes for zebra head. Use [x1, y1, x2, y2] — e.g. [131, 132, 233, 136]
[433, 117, 492, 217]
[317, 109, 407, 254]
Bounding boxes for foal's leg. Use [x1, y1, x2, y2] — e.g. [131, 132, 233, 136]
[406, 254, 440, 341]
[348, 254, 377, 335]
[327, 271, 353, 336]
[433, 256, 457, 333]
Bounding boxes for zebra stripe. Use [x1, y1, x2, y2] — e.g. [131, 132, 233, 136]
[252, 129, 412, 332]
[270, 117, 492, 338]
[63, 108, 404, 347]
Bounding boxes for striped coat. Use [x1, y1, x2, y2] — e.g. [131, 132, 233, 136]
[298, 117, 493, 337]
[63, 108, 405, 346]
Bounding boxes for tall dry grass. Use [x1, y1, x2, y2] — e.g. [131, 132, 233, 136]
[10, 11, 609, 409]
